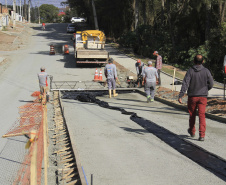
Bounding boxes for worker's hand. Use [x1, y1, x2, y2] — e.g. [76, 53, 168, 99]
[142, 81, 144, 86]
[115, 77, 118, 80]
[156, 80, 159, 85]
[178, 98, 182, 104]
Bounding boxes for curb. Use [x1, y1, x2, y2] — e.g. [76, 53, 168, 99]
[136, 89, 226, 123]
[0, 57, 5, 64]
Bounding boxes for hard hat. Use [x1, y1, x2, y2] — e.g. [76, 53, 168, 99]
[137, 59, 141, 63]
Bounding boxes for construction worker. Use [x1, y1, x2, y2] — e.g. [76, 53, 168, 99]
[72, 33, 76, 50]
[178, 55, 214, 141]
[135, 59, 144, 87]
[153, 51, 162, 85]
[104, 58, 118, 98]
[37, 67, 49, 102]
[142, 61, 158, 103]
[42, 22, 45, 30]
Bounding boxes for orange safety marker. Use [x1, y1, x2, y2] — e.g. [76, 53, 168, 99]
[50, 45, 55, 55]
[98, 69, 103, 81]
[64, 45, 69, 54]
[93, 68, 99, 81]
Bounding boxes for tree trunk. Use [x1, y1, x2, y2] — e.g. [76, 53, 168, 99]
[205, 2, 211, 41]
[220, 1, 226, 24]
[167, 0, 175, 55]
[24, 0, 26, 20]
[161, 0, 165, 24]
[135, 0, 139, 29]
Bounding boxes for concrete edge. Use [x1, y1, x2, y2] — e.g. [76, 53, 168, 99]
[135, 89, 226, 123]
[58, 90, 87, 185]
[0, 57, 6, 64]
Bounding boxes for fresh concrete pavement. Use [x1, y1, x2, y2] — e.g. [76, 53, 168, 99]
[61, 42, 226, 184]
[0, 22, 225, 184]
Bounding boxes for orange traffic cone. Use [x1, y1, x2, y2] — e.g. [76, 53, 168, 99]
[50, 45, 55, 55]
[93, 68, 99, 81]
[64, 45, 69, 54]
[98, 69, 103, 81]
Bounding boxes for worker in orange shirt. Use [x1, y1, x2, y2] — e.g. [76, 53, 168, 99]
[42, 22, 46, 30]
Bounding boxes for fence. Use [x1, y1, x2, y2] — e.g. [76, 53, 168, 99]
[2, 91, 47, 185]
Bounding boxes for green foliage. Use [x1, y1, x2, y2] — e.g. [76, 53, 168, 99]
[67, 0, 226, 82]
[40, 4, 59, 23]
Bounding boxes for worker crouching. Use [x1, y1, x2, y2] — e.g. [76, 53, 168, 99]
[104, 58, 118, 98]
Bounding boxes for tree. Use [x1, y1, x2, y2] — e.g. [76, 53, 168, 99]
[39, 4, 59, 23]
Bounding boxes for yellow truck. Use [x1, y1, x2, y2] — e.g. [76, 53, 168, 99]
[74, 30, 109, 65]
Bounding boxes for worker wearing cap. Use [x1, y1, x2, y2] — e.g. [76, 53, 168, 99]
[135, 59, 144, 87]
[153, 51, 162, 85]
[104, 58, 118, 98]
[142, 61, 158, 102]
[37, 67, 49, 102]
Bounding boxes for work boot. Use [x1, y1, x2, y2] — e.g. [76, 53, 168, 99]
[113, 90, 118, 97]
[198, 137, 205, 141]
[187, 128, 195, 138]
[151, 99, 154, 102]
[147, 97, 151, 103]
[109, 90, 112, 98]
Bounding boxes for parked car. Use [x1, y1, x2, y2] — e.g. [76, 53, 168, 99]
[71, 17, 86, 23]
[67, 24, 76, 33]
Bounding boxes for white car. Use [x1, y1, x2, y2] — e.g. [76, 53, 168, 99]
[71, 17, 86, 23]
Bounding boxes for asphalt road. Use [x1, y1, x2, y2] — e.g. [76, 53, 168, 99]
[0, 23, 97, 184]
[0, 23, 225, 185]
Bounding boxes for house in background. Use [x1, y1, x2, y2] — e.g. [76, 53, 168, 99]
[0, 3, 10, 30]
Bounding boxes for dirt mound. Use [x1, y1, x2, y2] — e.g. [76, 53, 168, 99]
[156, 86, 226, 118]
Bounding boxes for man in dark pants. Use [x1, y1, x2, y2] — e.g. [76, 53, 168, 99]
[178, 55, 214, 141]
[135, 59, 144, 87]
[153, 51, 162, 85]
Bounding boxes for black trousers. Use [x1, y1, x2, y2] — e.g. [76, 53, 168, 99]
[157, 69, 161, 85]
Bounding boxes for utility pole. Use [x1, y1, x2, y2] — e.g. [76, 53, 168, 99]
[24, 0, 27, 21]
[20, 0, 21, 16]
[91, 0, 99, 30]
[5, 0, 7, 8]
[38, 0, 40, 24]
[13, 0, 16, 28]
[28, 0, 30, 23]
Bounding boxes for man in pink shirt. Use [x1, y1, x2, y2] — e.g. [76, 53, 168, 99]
[153, 51, 162, 85]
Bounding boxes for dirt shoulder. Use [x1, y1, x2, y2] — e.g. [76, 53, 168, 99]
[114, 60, 226, 119]
[0, 22, 33, 51]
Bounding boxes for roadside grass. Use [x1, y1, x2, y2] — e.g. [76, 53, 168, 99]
[110, 43, 186, 80]
[109, 43, 224, 88]
[2, 26, 8, 31]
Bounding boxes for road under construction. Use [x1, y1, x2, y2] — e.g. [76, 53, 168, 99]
[0, 22, 226, 185]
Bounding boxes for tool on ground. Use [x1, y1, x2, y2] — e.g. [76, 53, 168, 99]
[22, 130, 37, 149]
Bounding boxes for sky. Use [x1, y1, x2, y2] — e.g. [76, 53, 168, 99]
[0, 0, 66, 8]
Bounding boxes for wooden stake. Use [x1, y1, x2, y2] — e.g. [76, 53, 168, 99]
[172, 68, 176, 91]
[30, 130, 37, 185]
[43, 89, 48, 185]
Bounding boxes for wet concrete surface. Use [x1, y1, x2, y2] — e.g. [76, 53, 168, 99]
[61, 91, 226, 185]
